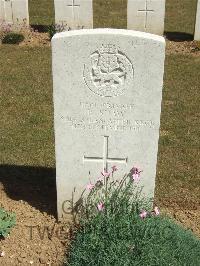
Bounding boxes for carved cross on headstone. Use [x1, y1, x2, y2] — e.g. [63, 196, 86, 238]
[67, 0, 80, 8]
[67, 0, 80, 28]
[83, 136, 128, 171]
[138, 0, 154, 29]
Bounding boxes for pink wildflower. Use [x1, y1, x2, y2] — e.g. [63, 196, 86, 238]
[101, 169, 110, 178]
[132, 173, 141, 182]
[97, 202, 104, 211]
[111, 165, 118, 173]
[131, 166, 142, 182]
[86, 182, 95, 191]
[154, 206, 160, 216]
[139, 210, 148, 219]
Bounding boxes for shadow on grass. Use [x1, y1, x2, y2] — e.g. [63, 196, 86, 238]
[165, 31, 194, 42]
[0, 164, 57, 218]
[31, 24, 50, 33]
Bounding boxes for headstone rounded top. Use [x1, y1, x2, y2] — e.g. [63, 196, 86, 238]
[52, 28, 165, 44]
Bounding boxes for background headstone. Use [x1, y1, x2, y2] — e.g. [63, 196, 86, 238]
[54, 0, 93, 29]
[127, 0, 165, 35]
[52, 29, 165, 219]
[194, 0, 200, 40]
[0, 0, 29, 26]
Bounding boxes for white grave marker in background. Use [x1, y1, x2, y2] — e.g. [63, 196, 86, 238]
[0, 0, 29, 26]
[54, 0, 93, 29]
[127, 0, 165, 35]
[194, 0, 200, 40]
[52, 29, 165, 219]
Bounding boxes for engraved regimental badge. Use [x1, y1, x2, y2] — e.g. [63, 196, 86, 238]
[83, 44, 134, 97]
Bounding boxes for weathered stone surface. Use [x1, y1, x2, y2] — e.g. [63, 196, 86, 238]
[52, 29, 165, 219]
[54, 0, 93, 30]
[127, 0, 165, 35]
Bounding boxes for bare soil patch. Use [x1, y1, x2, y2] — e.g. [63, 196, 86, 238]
[0, 166, 72, 266]
[19, 29, 50, 47]
[166, 39, 200, 56]
[161, 198, 200, 238]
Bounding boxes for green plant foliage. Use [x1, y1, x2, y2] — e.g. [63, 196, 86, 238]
[67, 212, 200, 266]
[66, 168, 200, 266]
[0, 208, 16, 238]
[2, 32, 24, 44]
[47, 23, 70, 40]
[68, 167, 150, 225]
[47, 23, 56, 40]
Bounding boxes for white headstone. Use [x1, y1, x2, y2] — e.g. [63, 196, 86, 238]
[52, 29, 165, 219]
[54, 0, 93, 30]
[194, 0, 200, 40]
[127, 0, 165, 35]
[0, 0, 29, 26]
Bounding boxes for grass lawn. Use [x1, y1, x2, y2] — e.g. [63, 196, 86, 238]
[29, 0, 198, 35]
[0, 47, 54, 167]
[29, 0, 55, 26]
[156, 54, 200, 208]
[0, 45, 199, 211]
[165, 0, 198, 35]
